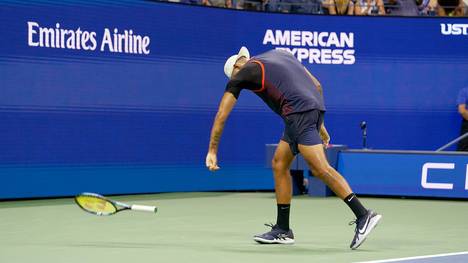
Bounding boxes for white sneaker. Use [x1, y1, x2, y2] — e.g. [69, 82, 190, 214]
[349, 210, 382, 249]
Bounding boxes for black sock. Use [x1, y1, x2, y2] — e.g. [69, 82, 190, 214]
[344, 193, 367, 219]
[276, 204, 290, 230]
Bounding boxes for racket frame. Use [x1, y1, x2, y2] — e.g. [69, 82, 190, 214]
[75, 192, 158, 216]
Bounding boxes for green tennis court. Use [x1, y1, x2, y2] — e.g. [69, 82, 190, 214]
[1, 192, 467, 263]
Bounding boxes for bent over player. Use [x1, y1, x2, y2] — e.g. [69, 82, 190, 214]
[205, 47, 382, 249]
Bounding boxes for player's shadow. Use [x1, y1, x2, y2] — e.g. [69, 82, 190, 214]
[64, 241, 379, 254]
[67, 241, 162, 249]
[219, 244, 377, 255]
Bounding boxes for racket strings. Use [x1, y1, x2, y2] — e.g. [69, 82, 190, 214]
[76, 195, 117, 215]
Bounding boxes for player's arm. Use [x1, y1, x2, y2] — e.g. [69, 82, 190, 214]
[304, 66, 330, 145]
[206, 92, 237, 171]
[205, 62, 259, 171]
[303, 66, 323, 96]
[458, 104, 468, 121]
[319, 123, 330, 147]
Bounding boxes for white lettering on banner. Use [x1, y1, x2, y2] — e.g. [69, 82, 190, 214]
[466, 164, 468, 190]
[440, 24, 468, 35]
[421, 163, 454, 190]
[27, 21, 150, 55]
[276, 47, 355, 65]
[291, 31, 301, 46]
[27, 21, 40, 47]
[100, 28, 150, 54]
[262, 29, 355, 65]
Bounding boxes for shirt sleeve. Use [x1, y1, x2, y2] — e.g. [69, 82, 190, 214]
[225, 61, 262, 99]
[457, 88, 468, 105]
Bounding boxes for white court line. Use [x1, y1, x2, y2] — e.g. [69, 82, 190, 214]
[356, 251, 468, 263]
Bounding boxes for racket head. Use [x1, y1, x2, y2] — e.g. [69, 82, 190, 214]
[74, 192, 119, 216]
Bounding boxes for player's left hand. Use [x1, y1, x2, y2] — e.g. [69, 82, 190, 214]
[323, 141, 330, 148]
[319, 125, 330, 147]
[321, 133, 330, 148]
[205, 152, 220, 171]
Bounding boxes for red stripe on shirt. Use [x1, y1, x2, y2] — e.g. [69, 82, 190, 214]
[250, 60, 265, 93]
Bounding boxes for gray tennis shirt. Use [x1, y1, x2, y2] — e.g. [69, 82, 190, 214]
[226, 49, 325, 118]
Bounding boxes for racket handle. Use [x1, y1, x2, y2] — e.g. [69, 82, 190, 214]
[131, 204, 158, 213]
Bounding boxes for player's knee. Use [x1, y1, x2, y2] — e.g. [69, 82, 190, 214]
[272, 157, 289, 173]
[314, 164, 334, 179]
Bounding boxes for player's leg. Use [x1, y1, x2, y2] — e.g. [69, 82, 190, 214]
[297, 144, 352, 199]
[293, 110, 356, 200]
[272, 139, 295, 205]
[272, 139, 295, 233]
[254, 140, 295, 244]
[298, 143, 382, 249]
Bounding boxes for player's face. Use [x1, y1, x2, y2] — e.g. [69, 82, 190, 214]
[231, 57, 248, 78]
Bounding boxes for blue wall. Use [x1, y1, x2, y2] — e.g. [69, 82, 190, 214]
[338, 150, 468, 199]
[0, 1, 467, 198]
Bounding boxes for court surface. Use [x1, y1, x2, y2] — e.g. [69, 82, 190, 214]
[0, 192, 467, 263]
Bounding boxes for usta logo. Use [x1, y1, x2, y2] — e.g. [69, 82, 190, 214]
[440, 23, 468, 35]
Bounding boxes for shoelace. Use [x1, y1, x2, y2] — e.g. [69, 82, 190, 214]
[349, 219, 359, 233]
[264, 223, 275, 228]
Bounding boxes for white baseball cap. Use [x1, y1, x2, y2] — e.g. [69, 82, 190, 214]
[224, 46, 250, 79]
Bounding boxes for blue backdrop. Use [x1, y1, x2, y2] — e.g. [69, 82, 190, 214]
[1, 1, 467, 198]
[338, 150, 468, 199]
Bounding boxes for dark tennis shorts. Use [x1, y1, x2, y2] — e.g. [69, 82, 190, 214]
[281, 109, 325, 155]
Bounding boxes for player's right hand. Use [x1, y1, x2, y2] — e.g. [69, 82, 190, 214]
[205, 152, 220, 171]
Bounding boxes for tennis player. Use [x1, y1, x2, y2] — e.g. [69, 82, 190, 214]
[205, 47, 382, 249]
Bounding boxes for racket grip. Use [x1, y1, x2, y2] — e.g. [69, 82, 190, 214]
[131, 204, 158, 213]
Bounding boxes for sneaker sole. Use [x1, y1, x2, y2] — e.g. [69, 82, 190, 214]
[253, 236, 295, 244]
[351, 214, 382, 250]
